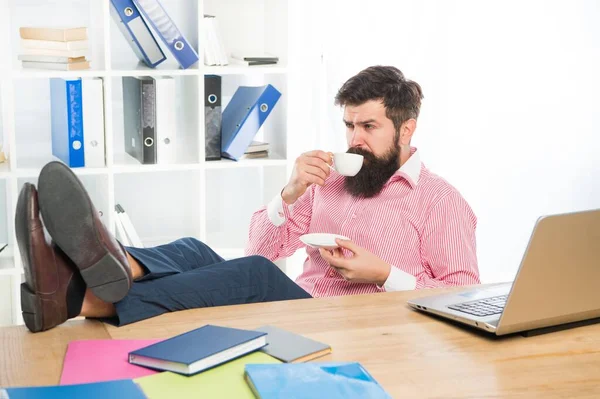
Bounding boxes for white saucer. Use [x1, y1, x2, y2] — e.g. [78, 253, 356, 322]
[300, 233, 349, 249]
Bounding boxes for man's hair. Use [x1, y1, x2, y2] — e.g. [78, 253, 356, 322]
[334, 66, 424, 133]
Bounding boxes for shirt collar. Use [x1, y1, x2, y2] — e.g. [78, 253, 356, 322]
[391, 147, 421, 188]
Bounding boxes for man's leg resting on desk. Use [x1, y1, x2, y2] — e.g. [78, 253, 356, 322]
[16, 161, 310, 333]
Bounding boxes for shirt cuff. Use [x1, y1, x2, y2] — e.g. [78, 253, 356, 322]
[383, 266, 417, 291]
[266, 192, 295, 227]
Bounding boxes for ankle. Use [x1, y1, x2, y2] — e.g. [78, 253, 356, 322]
[127, 252, 146, 280]
[79, 289, 116, 318]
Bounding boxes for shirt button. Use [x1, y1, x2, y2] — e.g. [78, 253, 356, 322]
[328, 270, 335, 277]
[351, 214, 356, 219]
[314, 293, 320, 298]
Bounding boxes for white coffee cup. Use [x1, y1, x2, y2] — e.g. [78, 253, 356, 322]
[329, 153, 364, 176]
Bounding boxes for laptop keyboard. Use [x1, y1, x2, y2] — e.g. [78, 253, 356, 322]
[448, 295, 508, 317]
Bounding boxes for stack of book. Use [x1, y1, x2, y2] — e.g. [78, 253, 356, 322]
[230, 53, 279, 67]
[18, 27, 91, 71]
[242, 141, 270, 159]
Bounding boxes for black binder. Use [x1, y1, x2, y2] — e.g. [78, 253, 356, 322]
[123, 76, 157, 164]
[204, 75, 222, 160]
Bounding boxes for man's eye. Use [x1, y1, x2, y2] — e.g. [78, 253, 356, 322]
[345, 123, 353, 129]
[365, 124, 374, 129]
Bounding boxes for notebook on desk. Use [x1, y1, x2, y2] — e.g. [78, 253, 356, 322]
[128, 324, 267, 375]
[255, 325, 331, 363]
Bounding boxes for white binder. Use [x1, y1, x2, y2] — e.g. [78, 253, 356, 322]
[153, 76, 177, 164]
[81, 77, 106, 168]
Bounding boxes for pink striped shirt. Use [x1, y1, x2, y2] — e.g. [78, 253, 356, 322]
[246, 148, 480, 297]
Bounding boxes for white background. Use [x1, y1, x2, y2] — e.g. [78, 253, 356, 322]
[287, 0, 600, 283]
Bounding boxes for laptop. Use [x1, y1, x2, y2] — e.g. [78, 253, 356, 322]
[408, 208, 600, 335]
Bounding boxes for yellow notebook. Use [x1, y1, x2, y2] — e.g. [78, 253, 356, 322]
[134, 351, 280, 398]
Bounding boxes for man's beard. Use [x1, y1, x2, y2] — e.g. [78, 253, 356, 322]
[344, 144, 400, 198]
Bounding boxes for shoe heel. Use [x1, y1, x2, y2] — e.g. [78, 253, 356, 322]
[80, 252, 131, 303]
[20, 283, 44, 333]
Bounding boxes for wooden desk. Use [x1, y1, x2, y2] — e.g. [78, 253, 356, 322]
[2, 286, 600, 397]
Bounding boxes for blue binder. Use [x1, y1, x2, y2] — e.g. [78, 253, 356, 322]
[50, 78, 85, 168]
[133, 0, 199, 69]
[221, 84, 281, 161]
[110, 0, 166, 68]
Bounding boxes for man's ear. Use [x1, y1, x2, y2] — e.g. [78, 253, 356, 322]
[399, 119, 417, 146]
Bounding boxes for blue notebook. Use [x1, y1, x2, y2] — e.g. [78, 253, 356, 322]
[50, 78, 84, 168]
[221, 84, 281, 161]
[244, 362, 392, 399]
[128, 325, 267, 375]
[0, 379, 146, 399]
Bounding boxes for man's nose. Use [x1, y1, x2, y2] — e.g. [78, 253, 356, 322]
[350, 129, 364, 147]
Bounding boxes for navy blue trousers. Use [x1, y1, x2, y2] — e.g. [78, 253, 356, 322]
[109, 237, 311, 326]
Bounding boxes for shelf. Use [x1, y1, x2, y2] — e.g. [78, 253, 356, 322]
[11, 68, 106, 80]
[112, 154, 202, 174]
[204, 64, 287, 75]
[110, 68, 200, 77]
[15, 157, 109, 178]
[204, 154, 288, 169]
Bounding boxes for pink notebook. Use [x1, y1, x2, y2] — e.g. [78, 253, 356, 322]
[60, 339, 163, 385]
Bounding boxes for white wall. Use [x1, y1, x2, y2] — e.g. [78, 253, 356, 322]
[289, 0, 600, 283]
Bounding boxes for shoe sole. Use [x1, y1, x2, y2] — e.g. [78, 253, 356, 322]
[38, 162, 130, 303]
[15, 183, 43, 332]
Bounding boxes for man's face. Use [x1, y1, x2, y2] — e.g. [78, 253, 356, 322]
[342, 100, 401, 198]
[343, 100, 398, 159]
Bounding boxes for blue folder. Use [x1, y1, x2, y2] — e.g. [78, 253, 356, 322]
[0, 379, 146, 399]
[244, 362, 392, 399]
[221, 84, 281, 161]
[110, 0, 166, 68]
[50, 78, 84, 168]
[133, 0, 199, 69]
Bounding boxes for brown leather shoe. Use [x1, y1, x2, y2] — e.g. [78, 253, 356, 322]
[38, 161, 132, 303]
[16, 183, 86, 333]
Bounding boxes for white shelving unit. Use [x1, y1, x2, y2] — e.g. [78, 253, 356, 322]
[0, 0, 295, 327]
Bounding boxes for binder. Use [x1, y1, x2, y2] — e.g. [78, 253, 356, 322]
[109, 0, 166, 68]
[50, 78, 85, 168]
[133, 0, 199, 69]
[123, 76, 157, 164]
[221, 84, 281, 161]
[153, 76, 176, 164]
[81, 77, 106, 168]
[204, 75, 221, 160]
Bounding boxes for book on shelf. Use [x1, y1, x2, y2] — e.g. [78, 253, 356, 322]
[20, 39, 89, 51]
[18, 26, 90, 70]
[229, 58, 278, 67]
[240, 150, 269, 160]
[21, 60, 90, 71]
[19, 26, 87, 42]
[230, 52, 279, 63]
[245, 141, 269, 153]
[203, 15, 228, 66]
